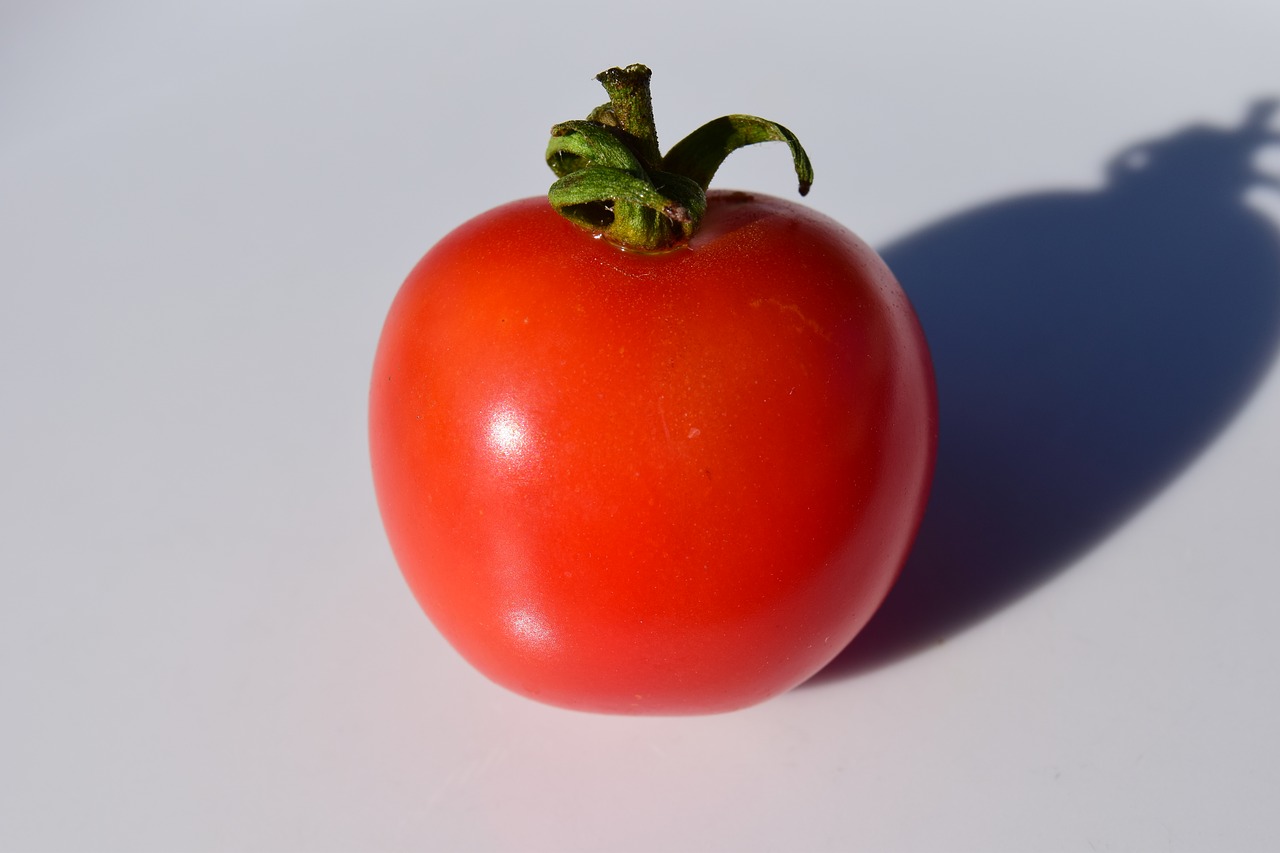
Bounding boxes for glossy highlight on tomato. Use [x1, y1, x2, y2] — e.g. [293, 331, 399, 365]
[369, 190, 936, 714]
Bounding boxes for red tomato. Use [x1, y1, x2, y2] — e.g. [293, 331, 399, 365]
[369, 189, 936, 714]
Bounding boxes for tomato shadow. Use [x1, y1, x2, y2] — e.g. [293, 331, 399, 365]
[809, 101, 1280, 683]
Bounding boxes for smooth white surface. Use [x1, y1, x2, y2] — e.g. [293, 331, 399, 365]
[3, 2, 1279, 851]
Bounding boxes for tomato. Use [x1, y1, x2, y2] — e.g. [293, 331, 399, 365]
[370, 189, 935, 714]
[369, 65, 936, 714]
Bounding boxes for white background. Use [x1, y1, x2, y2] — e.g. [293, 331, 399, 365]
[4, 2, 1280, 851]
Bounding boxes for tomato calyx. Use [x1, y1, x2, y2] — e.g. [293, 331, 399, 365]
[546, 64, 814, 253]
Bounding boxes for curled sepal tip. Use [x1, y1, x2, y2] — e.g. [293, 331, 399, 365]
[548, 167, 706, 252]
[545, 64, 814, 252]
[662, 114, 813, 197]
[547, 120, 645, 177]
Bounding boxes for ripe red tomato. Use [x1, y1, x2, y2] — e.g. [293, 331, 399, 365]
[369, 189, 936, 714]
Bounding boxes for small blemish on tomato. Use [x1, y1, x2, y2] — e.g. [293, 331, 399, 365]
[749, 297, 832, 341]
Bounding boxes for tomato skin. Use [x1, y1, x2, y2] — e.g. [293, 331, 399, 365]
[370, 190, 936, 714]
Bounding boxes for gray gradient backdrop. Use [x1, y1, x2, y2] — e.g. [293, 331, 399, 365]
[4, 2, 1280, 851]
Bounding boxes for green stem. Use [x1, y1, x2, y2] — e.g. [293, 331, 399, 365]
[545, 64, 814, 252]
[592, 65, 662, 168]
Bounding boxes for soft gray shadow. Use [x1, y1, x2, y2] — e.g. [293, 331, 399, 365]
[810, 102, 1280, 683]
